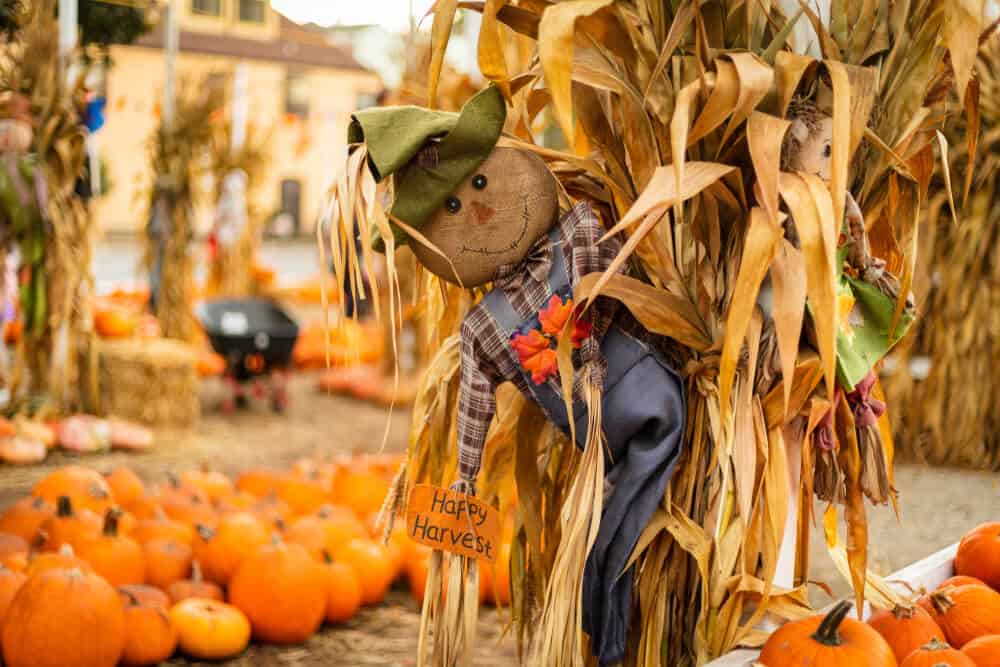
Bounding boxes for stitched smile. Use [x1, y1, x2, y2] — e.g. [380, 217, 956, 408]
[459, 193, 530, 256]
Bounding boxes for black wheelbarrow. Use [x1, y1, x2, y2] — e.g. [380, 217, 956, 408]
[196, 298, 299, 413]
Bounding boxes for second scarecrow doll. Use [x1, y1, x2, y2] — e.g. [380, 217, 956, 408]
[347, 86, 686, 665]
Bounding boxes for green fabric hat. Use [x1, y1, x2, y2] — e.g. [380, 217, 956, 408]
[347, 85, 507, 250]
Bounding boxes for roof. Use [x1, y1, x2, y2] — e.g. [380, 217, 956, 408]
[134, 18, 371, 73]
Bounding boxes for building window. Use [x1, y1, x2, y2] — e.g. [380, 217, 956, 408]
[284, 69, 309, 117]
[191, 0, 221, 16]
[238, 0, 266, 23]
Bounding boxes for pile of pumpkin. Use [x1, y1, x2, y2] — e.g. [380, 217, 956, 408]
[0, 415, 153, 465]
[0, 458, 513, 666]
[758, 521, 1000, 666]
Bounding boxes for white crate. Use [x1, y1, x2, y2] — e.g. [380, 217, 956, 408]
[705, 543, 958, 666]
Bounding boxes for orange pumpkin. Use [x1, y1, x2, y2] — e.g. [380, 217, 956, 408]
[27, 544, 93, 576]
[901, 638, 976, 667]
[79, 509, 145, 586]
[192, 512, 269, 585]
[0, 496, 54, 543]
[323, 551, 362, 624]
[0, 565, 26, 630]
[407, 543, 433, 605]
[492, 541, 512, 607]
[278, 474, 330, 516]
[197, 351, 226, 378]
[162, 490, 218, 530]
[118, 587, 177, 667]
[248, 493, 293, 528]
[40, 496, 102, 553]
[868, 603, 945, 662]
[333, 538, 395, 606]
[3, 567, 125, 667]
[143, 538, 192, 589]
[228, 539, 327, 644]
[166, 560, 224, 604]
[758, 600, 895, 667]
[132, 507, 195, 546]
[180, 467, 234, 503]
[104, 467, 146, 508]
[94, 308, 137, 338]
[284, 505, 367, 561]
[33, 466, 114, 515]
[213, 490, 257, 515]
[940, 576, 988, 591]
[118, 584, 170, 610]
[169, 598, 251, 660]
[956, 523, 1000, 591]
[332, 467, 389, 517]
[235, 469, 283, 497]
[920, 584, 1000, 647]
[962, 635, 1000, 667]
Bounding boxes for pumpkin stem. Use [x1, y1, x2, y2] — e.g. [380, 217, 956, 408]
[928, 590, 955, 615]
[322, 548, 333, 564]
[31, 496, 45, 509]
[200, 461, 211, 474]
[103, 508, 122, 537]
[191, 560, 204, 582]
[811, 600, 852, 647]
[317, 505, 331, 519]
[195, 524, 215, 541]
[920, 638, 952, 652]
[58, 543, 75, 557]
[166, 472, 180, 488]
[891, 603, 916, 619]
[121, 588, 139, 607]
[154, 506, 168, 522]
[56, 495, 72, 517]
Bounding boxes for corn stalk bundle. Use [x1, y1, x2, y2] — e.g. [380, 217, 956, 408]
[0, 0, 97, 415]
[325, 0, 983, 664]
[883, 23, 1000, 470]
[205, 107, 270, 298]
[143, 80, 222, 341]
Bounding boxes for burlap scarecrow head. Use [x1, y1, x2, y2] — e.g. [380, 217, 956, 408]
[348, 85, 558, 287]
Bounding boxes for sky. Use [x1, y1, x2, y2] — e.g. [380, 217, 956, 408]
[269, 0, 436, 32]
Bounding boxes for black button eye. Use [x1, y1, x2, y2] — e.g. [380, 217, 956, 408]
[823, 144, 832, 157]
[472, 174, 488, 190]
[445, 196, 462, 214]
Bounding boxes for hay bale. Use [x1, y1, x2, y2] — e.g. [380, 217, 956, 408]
[98, 338, 200, 427]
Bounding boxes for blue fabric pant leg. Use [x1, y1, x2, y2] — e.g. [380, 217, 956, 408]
[579, 355, 685, 666]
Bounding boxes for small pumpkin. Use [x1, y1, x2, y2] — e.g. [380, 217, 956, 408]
[758, 600, 895, 667]
[248, 492, 293, 528]
[900, 638, 976, 667]
[132, 507, 195, 546]
[104, 467, 146, 508]
[94, 307, 137, 338]
[235, 469, 283, 497]
[27, 544, 93, 576]
[0, 496, 54, 543]
[3, 567, 126, 667]
[118, 584, 170, 610]
[228, 538, 327, 644]
[169, 598, 251, 661]
[331, 466, 389, 517]
[118, 587, 178, 667]
[79, 509, 145, 586]
[333, 537, 395, 606]
[956, 523, 1000, 591]
[939, 576, 988, 591]
[0, 533, 29, 569]
[166, 560, 223, 603]
[322, 550, 362, 624]
[868, 602, 945, 662]
[33, 466, 114, 515]
[0, 565, 26, 630]
[191, 512, 269, 585]
[143, 538, 193, 589]
[962, 635, 1000, 667]
[920, 584, 1000, 647]
[284, 505, 367, 561]
[278, 474, 330, 516]
[180, 466, 234, 503]
[40, 496, 102, 553]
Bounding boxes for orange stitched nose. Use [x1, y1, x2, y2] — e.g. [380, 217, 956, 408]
[471, 201, 496, 225]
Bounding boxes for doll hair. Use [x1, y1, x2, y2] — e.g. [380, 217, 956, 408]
[780, 96, 828, 172]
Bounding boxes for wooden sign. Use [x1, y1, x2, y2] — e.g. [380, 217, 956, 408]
[406, 484, 500, 563]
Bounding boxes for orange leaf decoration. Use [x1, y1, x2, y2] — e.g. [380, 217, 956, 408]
[510, 329, 558, 384]
[539, 294, 573, 336]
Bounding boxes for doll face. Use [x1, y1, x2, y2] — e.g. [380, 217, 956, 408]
[0, 119, 32, 153]
[786, 115, 833, 182]
[410, 147, 558, 287]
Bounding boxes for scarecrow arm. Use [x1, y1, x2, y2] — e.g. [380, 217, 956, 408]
[455, 312, 502, 488]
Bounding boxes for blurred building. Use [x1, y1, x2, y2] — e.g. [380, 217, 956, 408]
[93, 0, 382, 236]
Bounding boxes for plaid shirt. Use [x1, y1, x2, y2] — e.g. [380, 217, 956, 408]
[457, 202, 630, 484]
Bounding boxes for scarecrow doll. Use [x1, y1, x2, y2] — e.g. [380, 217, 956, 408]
[347, 86, 685, 665]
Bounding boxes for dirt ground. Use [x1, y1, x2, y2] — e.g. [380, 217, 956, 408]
[0, 371, 995, 664]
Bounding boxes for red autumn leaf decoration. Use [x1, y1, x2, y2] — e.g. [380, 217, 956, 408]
[571, 316, 593, 347]
[511, 329, 559, 384]
[539, 294, 573, 336]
